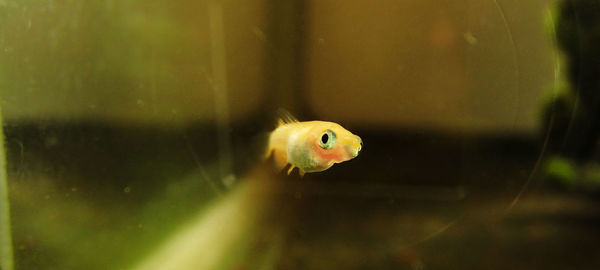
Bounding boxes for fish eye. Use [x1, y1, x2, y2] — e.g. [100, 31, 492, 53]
[318, 130, 336, 150]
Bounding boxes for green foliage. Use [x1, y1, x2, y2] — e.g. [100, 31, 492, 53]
[544, 155, 577, 187]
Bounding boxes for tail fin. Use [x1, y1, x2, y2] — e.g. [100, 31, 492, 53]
[273, 150, 288, 171]
[264, 143, 289, 172]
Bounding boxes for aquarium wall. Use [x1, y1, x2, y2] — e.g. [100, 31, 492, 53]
[2, 0, 555, 133]
[1, 0, 268, 125]
[2, 0, 600, 270]
[305, 0, 556, 133]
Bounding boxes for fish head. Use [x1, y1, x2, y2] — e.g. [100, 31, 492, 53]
[308, 121, 362, 166]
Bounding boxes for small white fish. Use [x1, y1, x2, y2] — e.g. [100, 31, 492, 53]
[265, 111, 362, 176]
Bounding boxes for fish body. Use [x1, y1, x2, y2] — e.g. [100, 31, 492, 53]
[265, 113, 362, 176]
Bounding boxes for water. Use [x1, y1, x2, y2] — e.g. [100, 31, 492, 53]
[1, 0, 600, 269]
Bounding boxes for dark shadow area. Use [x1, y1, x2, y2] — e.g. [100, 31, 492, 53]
[5, 119, 600, 269]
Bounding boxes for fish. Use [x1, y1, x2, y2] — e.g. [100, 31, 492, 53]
[264, 111, 362, 176]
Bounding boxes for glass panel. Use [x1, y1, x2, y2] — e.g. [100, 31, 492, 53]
[1, 0, 598, 269]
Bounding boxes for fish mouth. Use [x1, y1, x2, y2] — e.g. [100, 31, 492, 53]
[346, 136, 362, 158]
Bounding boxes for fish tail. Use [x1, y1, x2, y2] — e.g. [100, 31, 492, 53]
[264, 141, 289, 172]
[271, 149, 289, 171]
[263, 147, 273, 160]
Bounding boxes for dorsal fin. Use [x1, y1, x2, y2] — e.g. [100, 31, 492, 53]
[276, 108, 299, 126]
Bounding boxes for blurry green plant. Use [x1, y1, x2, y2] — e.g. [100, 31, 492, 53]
[540, 0, 600, 191]
[543, 155, 577, 188]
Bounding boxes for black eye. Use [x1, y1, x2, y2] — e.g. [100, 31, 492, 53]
[318, 130, 336, 150]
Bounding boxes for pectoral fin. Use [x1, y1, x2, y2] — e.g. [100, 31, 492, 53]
[287, 165, 295, 175]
